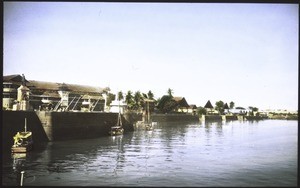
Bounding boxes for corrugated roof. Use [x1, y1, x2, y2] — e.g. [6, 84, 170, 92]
[3, 74, 108, 95]
[3, 74, 29, 83]
[28, 80, 58, 90]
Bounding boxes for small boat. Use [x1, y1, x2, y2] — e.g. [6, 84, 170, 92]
[109, 103, 124, 136]
[145, 123, 153, 131]
[109, 126, 124, 136]
[11, 118, 33, 153]
[144, 99, 156, 131]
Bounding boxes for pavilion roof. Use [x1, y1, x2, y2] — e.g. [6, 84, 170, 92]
[204, 100, 214, 108]
[224, 103, 229, 109]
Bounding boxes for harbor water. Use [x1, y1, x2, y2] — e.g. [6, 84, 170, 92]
[2, 119, 298, 187]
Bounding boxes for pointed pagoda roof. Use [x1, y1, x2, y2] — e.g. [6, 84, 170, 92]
[173, 96, 190, 108]
[204, 100, 213, 109]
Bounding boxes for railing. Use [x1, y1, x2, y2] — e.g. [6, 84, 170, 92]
[53, 101, 62, 111]
[90, 96, 102, 112]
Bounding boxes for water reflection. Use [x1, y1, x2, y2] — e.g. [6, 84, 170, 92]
[11, 153, 26, 186]
[44, 132, 134, 175]
[2, 120, 297, 187]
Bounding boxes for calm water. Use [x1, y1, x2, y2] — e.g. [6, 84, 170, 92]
[2, 119, 298, 187]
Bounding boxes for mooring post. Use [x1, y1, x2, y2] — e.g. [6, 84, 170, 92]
[20, 171, 25, 186]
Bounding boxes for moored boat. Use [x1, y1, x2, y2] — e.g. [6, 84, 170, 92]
[109, 101, 124, 136]
[11, 118, 33, 153]
[109, 126, 124, 136]
[144, 99, 156, 131]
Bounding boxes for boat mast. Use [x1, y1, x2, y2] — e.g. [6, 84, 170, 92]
[147, 101, 150, 124]
[118, 100, 122, 127]
[24, 118, 27, 132]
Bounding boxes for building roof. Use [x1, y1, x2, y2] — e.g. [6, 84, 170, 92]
[173, 96, 190, 108]
[3, 74, 29, 84]
[204, 100, 214, 109]
[223, 103, 229, 109]
[3, 74, 108, 95]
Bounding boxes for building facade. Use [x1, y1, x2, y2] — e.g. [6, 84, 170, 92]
[3, 74, 111, 112]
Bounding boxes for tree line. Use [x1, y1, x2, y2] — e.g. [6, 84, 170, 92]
[106, 88, 259, 116]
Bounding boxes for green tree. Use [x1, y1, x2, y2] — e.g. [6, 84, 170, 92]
[249, 106, 259, 116]
[197, 106, 207, 116]
[229, 101, 235, 109]
[125, 90, 134, 110]
[157, 95, 177, 113]
[167, 88, 173, 97]
[117, 91, 124, 101]
[142, 93, 148, 99]
[107, 93, 115, 106]
[147, 90, 154, 100]
[215, 100, 224, 115]
[133, 91, 143, 110]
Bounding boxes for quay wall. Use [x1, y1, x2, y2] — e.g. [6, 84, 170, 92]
[201, 115, 240, 121]
[2, 111, 136, 150]
[36, 111, 135, 141]
[201, 115, 269, 121]
[223, 115, 238, 121]
[201, 115, 223, 121]
[151, 114, 199, 122]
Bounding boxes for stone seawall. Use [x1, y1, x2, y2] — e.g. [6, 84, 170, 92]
[3, 111, 198, 151]
[152, 114, 199, 122]
[36, 111, 135, 141]
[2, 111, 136, 150]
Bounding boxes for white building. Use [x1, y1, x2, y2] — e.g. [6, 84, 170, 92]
[109, 100, 127, 114]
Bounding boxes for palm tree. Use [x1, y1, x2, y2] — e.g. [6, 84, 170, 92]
[147, 90, 154, 100]
[117, 91, 124, 101]
[125, 90, 134, 110]
[167, 88, 173, 97]
[134, 91, 142, 111]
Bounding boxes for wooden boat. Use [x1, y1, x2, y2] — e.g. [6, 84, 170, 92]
[109, 126, 124, 136]
[109, 103, 124, 136]
[144, 99, 156, 131]
[11, 118, 33, 153]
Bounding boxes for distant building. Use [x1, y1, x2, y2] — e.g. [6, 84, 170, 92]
[228, 107, 248, 115]
[204, 100, 218, 114]
[3, 74, 110, 112]
[259, 109, 298, 115]
[109, 99, 127, 114]
[173, 96, 190, 113]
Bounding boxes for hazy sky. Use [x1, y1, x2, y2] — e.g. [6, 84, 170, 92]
[3, 2, 298, 111]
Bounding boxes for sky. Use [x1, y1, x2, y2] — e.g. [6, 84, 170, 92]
[3, 2, 299, 111]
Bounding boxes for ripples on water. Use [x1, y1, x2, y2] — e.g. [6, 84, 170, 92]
[2, 120, 297, 186]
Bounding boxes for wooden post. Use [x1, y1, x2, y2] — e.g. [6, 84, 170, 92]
[20, 171, 25, 186]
